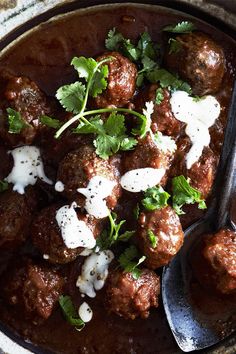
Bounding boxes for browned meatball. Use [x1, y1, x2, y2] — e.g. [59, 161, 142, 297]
[105, 268, 160, 319]
[1, 259, 64, 323]
[94, 52, 137, 108]
[31, 204, 102, 264]
[57, 145, 121, 208]
[137, 206, 184, 269]
[170, 137, 218, 198]
[164, 32, 225, 96]
[0, 188, 36, 250]
[0, 76, 54, 146]
[191, 229, 236, 295]
[122, 133, 174, 186]
[134, 84, 182, 136]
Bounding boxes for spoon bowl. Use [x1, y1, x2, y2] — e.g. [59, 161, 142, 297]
[162, 82, 236, 352]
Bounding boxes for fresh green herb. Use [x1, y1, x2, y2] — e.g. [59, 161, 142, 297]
[147, 229, 157, 248]
[172, 175, 207, 215]
[59, 295, 85, 331]
[40, 115, 62, 129]
[118, 245, 146, 280]
[133, 203, 140, 220]
[6, 108, 28, 134]
[192, 95, 204, 102]
[163, 21, 196, 34]
[105, 27, 125, 51]
[0, 180, 8, 192]
[168, 38, 182, 54]
[155, 87, 164, 105]
[96, 212, 134, 249]
[142, 186, 170, 211]
[146, 68, 192, 94]
[56, 81, 86, 114]
[74, 112, 137, 159]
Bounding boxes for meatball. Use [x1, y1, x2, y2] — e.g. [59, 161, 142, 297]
[191, 229, 236, 295]
[94, 51, 137, 108]
[122, 133, 174, 186]
[0, 188, 36, 250]
[134, 84, 182, 136]
[105, 268, 160, 319]
[1, 259, 64, 323]
[31, 204, 102, 264]
[170, 137, 218, 198]
[137, 206, 184, 269]
[164, 32, 225, 96]
[0, 75, 54, 146]
[57, 145, 121, 208]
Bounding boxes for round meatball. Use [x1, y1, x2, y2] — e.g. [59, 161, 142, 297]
[0, 76, 54, 146]
[57, 145, 121, 208]
[122, 133, 174, 186]
[170, 137, 218, 199]
[191, 229, 236, 295]
[164, 32, 225, 96]
[0, 188, 36, 250]
[137, 206, 184, 269]
[105, 268, 160, 319]
[1, 258, 64, 324]
[94, 51, 137, 108]
[31, 204, 102, 264]
[134, 84, 182, 136]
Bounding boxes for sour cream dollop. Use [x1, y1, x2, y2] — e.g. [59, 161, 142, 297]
[56, 202, 96, 249]
[77, 176, 116, 219]
[120, 167, 165, 192]
[78, 302, 93, 323]
[5, 146, 52, 194]
[170, 91, 221, 169]
[76, 250, 114, 298]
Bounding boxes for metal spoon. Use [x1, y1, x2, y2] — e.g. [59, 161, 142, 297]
[162, 81, 236, 352]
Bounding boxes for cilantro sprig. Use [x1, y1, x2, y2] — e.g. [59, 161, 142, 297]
[0, 180, 8, 192]
[59, 295, 85, 331]
[7, 108, 28, 134]
[142, 186, 170, 211]
[147, 230, 158, 248]
[118, 245, 146, 280]
[172, 175, 207, 215]
[163, 21, 196, 34]
[96, 212, 135, 250]
[168, 38, 182, 54]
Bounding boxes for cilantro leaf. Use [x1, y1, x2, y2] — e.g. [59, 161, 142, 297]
[40, 115, 62, 129]
[71, 56, 97, 81]
[75, 115, 104, 134]
[168, 38, 182, 54]
[118, 245, 146, 280]
[56, 81, 86, 114]
[0, 180, 8, 192]
[59, 295, 85, 331]
[137, 32, 157, 60]
[172, 175, 207, 215]
[147, 229, 158, 248]
[155, 87, 164, 105]
[6, 108, 28, 134]
[142, 186, 170, 211]
[163, 21, 196, 33]
[89, 63, 109, 98]
[146, 68, 192, 94]
[133, 203, 140, 220]
[105, 28, 124, 51]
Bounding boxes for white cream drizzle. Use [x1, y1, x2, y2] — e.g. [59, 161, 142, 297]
[77, 176, 116, 219]
[55, 181, 65, 192]
[154, 132, 177, 154]
[76, 250, 114, 298]
[56, 202, 96, 249]
[120, 167, 165, 192]
[170, 91, 221, 169]
[78, 302, 93, 323]
[5, 146, 52, 194]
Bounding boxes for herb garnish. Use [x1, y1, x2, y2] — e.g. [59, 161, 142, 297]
[142, 186, 170, 211]
[0, 180, 8, 192]
[155, 87, 164, 105]
[118, 245, 146, 280]
[74, 112, 137, 159]
[59, 295, 85, 331]
[7, 108, 28, 134]
[172, 175, 207, 215]
[40, 115, 62, 129]
[163, 21, 196, 34]
[147, 229, 158, 248]
[96, 212, 135, 250]
[168, 38, 182, 54]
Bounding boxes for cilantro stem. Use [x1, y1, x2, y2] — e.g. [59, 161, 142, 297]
[55, 107, 146, 138]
